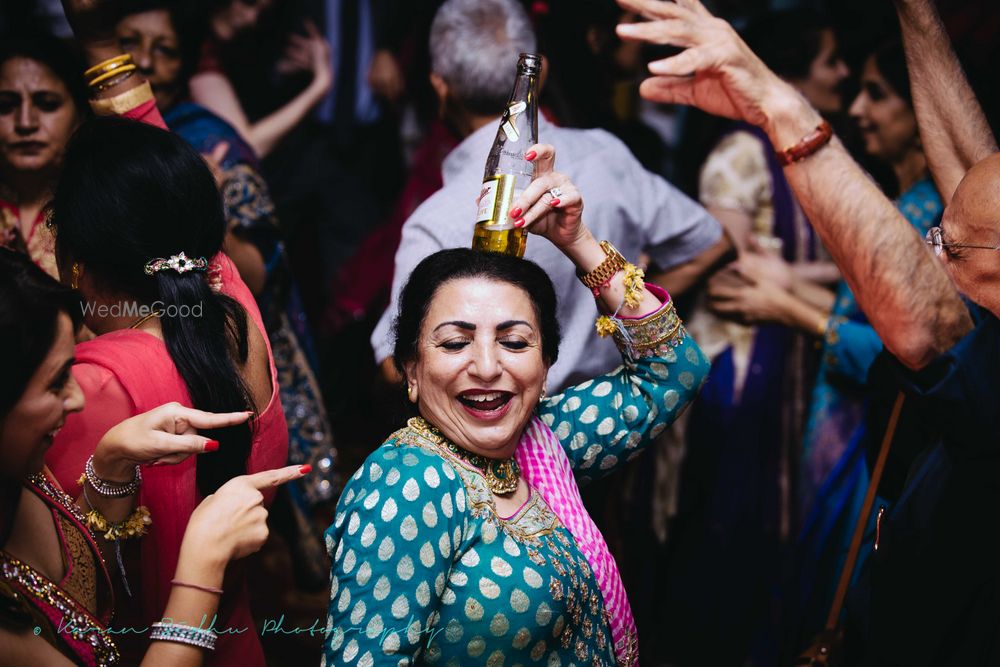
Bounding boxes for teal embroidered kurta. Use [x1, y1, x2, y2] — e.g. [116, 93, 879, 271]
[323, 329, 708, 666]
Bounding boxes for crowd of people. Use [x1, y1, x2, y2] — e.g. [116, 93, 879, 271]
[1, 0, 998, 665]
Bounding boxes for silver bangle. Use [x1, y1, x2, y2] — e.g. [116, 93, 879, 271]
[149, 622, 217, 651]
[84, 455, 141, 497]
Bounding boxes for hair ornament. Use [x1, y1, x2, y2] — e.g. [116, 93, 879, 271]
[144, 252, 208, 276]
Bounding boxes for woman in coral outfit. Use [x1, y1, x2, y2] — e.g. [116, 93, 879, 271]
[38, 2, 287, 665]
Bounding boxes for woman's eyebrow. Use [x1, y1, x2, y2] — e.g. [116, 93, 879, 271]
[497, 320, 532, 331]
[433, 320, 476, 332]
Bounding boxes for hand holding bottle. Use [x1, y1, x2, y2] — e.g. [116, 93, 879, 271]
[508, 143, 588, 251]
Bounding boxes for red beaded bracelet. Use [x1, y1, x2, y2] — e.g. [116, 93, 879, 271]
[776, 120, 833, 166]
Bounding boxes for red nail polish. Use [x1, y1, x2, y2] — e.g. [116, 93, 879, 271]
[514, 218, 525, 228]
[509, 207, 522, 218]
[203, 440, 219, 453]
[549, 198, 560, 207]
[524, 150, 537, 161]
[299, 464, 312, 475]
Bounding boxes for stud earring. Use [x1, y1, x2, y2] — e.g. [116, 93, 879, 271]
[407, 383, 417, 404]
[70, 262, 81, 290]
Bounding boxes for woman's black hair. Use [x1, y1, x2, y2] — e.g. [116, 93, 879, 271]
[50, 117, 256, 495]
[0, 248, 82, 419]
[742, 9, 831, 81]
[0, 33, 89, 117]
[871, 39, 912, 108]
[392, 248, 561, 375]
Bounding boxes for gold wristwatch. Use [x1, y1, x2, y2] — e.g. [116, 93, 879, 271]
[579, 241, 627, 295]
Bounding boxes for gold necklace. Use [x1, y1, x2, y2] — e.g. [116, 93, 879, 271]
[129, 309, 163, 330]
[407, 417, 521, 495]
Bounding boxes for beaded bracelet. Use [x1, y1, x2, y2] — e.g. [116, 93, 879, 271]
[150, 622, 217, 651]
[775, 120, 833, 166]
[83, 455, 141, 497]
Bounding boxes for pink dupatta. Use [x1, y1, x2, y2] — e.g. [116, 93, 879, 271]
[516, 416, 638, 665]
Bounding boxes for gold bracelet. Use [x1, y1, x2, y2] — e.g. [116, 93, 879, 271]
[92, 68, 137, 93]
[84, 505, 152, 541]
[89, 64, 137, 90]
[89, 81, 155, 116]
[84, 54, 131, 80]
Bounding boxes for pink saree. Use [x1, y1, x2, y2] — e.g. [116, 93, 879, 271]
[47, 254, 287, 667]
[516, 417, 639, 666]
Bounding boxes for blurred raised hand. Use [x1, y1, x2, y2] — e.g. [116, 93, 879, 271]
[276, 19, 333, 94]
[367, 49, 404, 103]
[615, 0, 788, 127]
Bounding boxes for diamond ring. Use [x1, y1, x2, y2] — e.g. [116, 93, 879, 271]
[548, 187, 563, 199]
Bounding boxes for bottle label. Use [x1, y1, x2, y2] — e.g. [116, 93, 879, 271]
[501, 101, 527, 142]
[476, 174, 517, 225]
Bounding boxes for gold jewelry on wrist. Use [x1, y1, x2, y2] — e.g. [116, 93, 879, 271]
[621, 263, 646, 308]
[89, 81, 155, 116]
[84, 54, 131, 79]
[92, 68, 137, 93]
[579, 240, 627, 293]
[84, 505, 152, 541]
[88, 64, 137, 91]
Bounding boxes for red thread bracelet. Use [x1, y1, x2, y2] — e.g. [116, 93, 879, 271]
[776, 120, 833, 166]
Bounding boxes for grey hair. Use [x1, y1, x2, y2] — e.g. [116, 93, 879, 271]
[430, 0, 538, 116]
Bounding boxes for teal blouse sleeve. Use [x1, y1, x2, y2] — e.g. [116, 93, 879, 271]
[323, 443, 469, 665]
[537, 295, 709, 485]
[823, 314, 885, 386]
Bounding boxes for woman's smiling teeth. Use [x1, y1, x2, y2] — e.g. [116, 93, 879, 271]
[457, 390, 513, 412]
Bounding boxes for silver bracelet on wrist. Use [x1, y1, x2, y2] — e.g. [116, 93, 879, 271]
[84, 455, 141, 497]
[149, 622, 217, 651]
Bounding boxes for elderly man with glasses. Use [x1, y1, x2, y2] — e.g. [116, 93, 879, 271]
[616, 0, 1000, 663]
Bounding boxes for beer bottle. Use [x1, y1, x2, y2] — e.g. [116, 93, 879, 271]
[472, 53, 541, 257]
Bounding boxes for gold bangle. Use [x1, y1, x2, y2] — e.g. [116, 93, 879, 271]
[89, 81, 155, 116]
[89, 64, 137, 90]
[84, 54, 131, 79]
[92, 68, 137, 93]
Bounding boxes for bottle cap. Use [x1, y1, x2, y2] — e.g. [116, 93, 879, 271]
[518, 53, 542, 75]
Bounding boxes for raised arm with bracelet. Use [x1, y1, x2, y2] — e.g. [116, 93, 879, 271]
[615, 0, 971, 369]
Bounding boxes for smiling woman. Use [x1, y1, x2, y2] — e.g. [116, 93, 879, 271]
[324, 145, 711, 666]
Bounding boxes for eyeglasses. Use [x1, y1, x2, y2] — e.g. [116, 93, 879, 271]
[925, 226, 1000, 257]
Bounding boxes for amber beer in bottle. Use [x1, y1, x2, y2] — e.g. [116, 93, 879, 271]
[472, 53, 541, 257]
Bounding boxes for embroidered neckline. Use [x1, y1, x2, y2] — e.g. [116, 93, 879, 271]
[407, 417, 521, 495]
